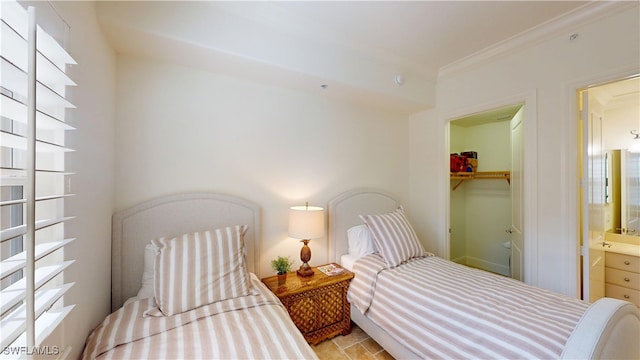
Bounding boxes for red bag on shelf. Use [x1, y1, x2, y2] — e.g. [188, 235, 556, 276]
[450, 154, 466, 172]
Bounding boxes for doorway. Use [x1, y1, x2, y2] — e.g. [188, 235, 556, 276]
[449, 103, 524, 279]
[580, 75, 640, 303]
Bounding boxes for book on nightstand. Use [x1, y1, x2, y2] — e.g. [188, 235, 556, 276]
[317, 264, 345, 276]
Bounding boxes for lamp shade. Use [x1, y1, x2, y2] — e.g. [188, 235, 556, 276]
[288, 205, 325, 240]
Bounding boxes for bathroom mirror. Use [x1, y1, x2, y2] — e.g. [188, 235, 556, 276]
[606, 149, 639, 236]
[594, 76, 640, 239]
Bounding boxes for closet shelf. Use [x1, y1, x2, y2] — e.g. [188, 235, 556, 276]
[451, 171, 511, 191]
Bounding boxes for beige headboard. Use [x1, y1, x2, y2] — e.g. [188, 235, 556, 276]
[327, 188, 398, 263]
[111, 192, 261, 311]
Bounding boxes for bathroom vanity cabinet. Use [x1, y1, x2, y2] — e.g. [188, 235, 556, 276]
[605, 252, 640, 307]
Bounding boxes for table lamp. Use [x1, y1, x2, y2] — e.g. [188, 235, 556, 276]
[289, 202, 325, 277]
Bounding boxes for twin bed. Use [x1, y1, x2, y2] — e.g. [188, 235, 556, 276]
[328, 188, 640, 359]
[83, 190, 640, 359]
[82, 193, 316, 359]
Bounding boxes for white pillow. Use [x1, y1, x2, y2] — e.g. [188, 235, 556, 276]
[137, 243, 158, 300]
[347, 224, 377, 258]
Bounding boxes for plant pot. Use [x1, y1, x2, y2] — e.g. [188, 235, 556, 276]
[277, 273, 287, 286]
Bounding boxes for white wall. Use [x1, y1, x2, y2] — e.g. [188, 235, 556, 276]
[408, 108, 444, 254]
[410, 5, 640, 296]
[451, 122, 511, 172]
[24, 1, 117, 358]
[114, 54, 410, 277]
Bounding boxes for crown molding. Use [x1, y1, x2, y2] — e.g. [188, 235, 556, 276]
[439, 1, 639, 79]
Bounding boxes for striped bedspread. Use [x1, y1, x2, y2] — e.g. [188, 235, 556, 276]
[83, 275, 317, 360]
[348, 254, 590, 359]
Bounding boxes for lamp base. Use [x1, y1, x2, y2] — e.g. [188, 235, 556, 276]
[297, 262, 314, 277]
[297, 239, 314, 277]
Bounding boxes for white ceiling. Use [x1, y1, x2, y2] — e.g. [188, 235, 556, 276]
[96, 1, 594, 114]
[451, 104, 523, 128]
[590, 76, 640, 110]
[221, 1, 588, 77]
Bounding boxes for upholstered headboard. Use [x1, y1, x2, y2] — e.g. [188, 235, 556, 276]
[111, 192, 261, 311]
[327, 188, 399, 263]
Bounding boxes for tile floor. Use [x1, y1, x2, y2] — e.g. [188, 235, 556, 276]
[311, 323, 395, 360]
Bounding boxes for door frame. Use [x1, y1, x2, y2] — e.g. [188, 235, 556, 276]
[571, 71, 640, 300]
[443, 91, 538, 285]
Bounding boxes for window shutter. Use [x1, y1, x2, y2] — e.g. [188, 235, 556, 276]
[1, 0, 76, 350]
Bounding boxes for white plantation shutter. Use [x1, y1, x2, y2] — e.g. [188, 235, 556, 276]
[0, 0, 76, 351]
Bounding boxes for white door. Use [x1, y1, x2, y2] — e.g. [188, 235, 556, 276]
[583, 90, 606, 303]
[510, 107, 525, 281]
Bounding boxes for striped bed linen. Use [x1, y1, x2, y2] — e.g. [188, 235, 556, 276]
[348, 254, 590, 359]
[83, 275, 317, 360]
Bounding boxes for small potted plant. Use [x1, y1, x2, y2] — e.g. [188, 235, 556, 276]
[271, 256, 294, 285]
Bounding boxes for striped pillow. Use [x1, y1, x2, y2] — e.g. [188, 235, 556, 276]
[151, 225, 252, 316]
[360, 207, 424, 268]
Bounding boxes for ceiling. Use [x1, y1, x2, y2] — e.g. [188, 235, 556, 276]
[589, 76, 640, 110]
[451, 104, 523, 128]
[95, 1, 595, 114]
[193, 1, 588, 78]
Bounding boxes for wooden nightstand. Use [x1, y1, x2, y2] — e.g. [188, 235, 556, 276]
[262, 263, 354, 345]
